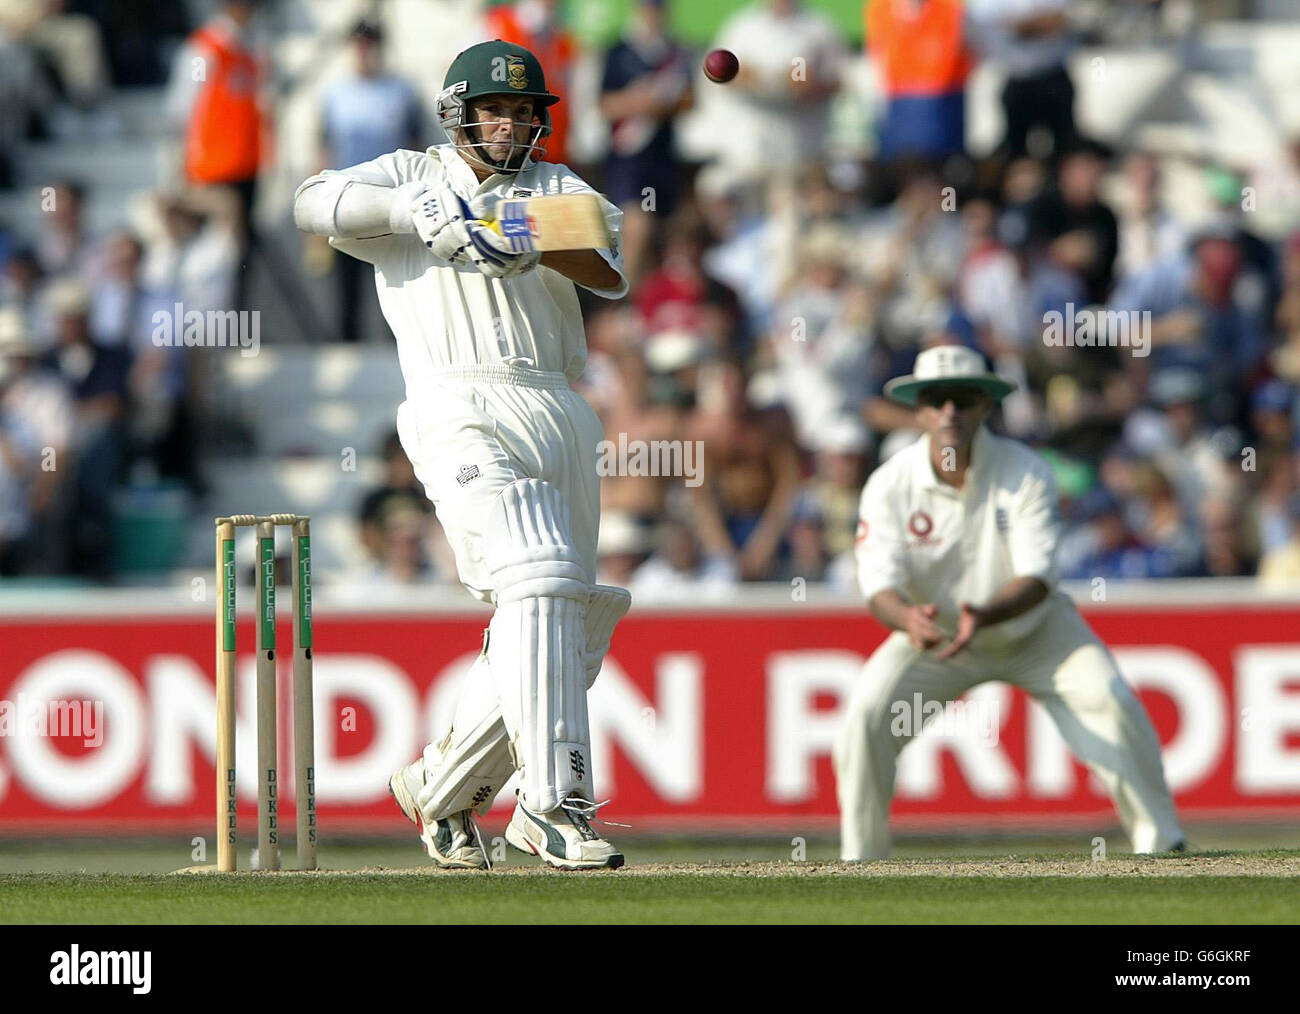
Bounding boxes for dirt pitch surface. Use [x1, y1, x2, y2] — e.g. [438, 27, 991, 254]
[176, 854, 1300, 879]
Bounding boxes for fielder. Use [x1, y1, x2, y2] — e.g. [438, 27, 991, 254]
[834, 345, 1184, 859]
[294, 41, 631, 870]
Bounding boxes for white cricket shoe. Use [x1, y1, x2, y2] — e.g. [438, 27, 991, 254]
[389, 758, 489, 870]
[505, 793, 625, 870]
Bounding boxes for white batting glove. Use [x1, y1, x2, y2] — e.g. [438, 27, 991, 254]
[410, 183, 474, 263]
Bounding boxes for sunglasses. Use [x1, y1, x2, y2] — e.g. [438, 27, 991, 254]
[917, 386, 986, 410]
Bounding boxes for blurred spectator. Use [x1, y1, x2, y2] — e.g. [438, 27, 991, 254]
[1270, 233, 1300, 386]
[141, 188, 240, 315]
[0, 306, 68, 573]
[91, 232, 171, 350]
[1250, 447, 1298, 558]
[709, 0, 848, 179]
[968, 0, 1078, 159]
[0, 248, 50, 344]
[89, 232, 194, 487]
[41, 278, 129, 579]
[599, 342, 690, 521]
[631, 516, 737, 599]
[865, 0, 973, 163]
[1203, 165, 1278, 318]
[599, 0, 693, 286]
[687, 361, 802, 579]
[1027, 141, 1119, 304]
[354, 503, 450, 588]
[20, 0, 111, 113]
[0, 11, 58, 185]
[319, 19, 422, 342]
[481, 0, 578, 166]
[862, 170, 965, 350]
[801, 414, 871, 567]
[635, 212, 742, 344]
[1200, 492, 1256, 578]
[1250, 379, 1296, 459]
[1058, 484, 1151, 579]
[1126, 461, 1201, 577]
[1111, 226, 1264, 423]
[1125, 367, 1236, 521]
[36, 180, 96, 277]
[596, 509, 653, 586]
[1258, 493, 1300, 588]
[168, 0, 267, 244]
[960, 205, 1082, 358]
[358, 429, 433, 563]
[699, 172, 788, 334]
[1113, 150, 1186, 284]
[0, 352, 39, 576]
[770, 224, 875, 445]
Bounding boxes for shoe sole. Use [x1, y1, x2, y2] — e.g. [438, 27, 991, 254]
[388, 770, 486, 870]
[505, 817, 625, 871]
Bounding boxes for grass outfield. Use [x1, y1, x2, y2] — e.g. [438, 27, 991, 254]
[1, 839, 1298, 924]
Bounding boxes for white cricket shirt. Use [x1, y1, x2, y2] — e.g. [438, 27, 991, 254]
[855, 425, 1067, 649]
[293, 146, 627, 391]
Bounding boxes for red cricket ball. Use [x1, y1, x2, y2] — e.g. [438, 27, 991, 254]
[703, 48, 739, 84]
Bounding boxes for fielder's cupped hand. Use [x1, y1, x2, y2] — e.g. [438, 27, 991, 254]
[934, 602, 985, 660]
[905, 603, 944, 652]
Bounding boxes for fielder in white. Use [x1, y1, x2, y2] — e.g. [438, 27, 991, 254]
[834, 345, 1185, 859]
[294, 41, 631, 869]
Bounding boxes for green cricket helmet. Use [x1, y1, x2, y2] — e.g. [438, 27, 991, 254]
[437, 40, 560, 173]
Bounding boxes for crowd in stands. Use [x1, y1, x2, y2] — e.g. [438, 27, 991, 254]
[2, 0, 1300, 593]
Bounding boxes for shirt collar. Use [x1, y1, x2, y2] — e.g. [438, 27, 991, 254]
[915, 425, 991, 494]
[432, 144, 533, 196]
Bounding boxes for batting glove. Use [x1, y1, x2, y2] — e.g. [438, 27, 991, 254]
[410, 183, 474, 263]
[463, 220, 541, 279]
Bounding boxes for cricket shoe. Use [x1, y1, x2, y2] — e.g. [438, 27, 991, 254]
[389, 758, 489, 870]
[505, 793, 625, 870]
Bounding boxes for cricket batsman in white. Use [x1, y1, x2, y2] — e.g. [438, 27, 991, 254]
[834, 345, 1185, 859]
[294, 41, 630, 869]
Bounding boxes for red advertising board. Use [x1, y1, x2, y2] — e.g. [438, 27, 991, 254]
[1, 590, 1299, 836]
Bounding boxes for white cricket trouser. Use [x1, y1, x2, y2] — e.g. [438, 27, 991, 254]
[395, 364, 603, 600]
[397, 365, 603, 809]
[833, 600, 1184, 859]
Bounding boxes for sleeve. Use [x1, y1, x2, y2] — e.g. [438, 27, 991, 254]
[293, 150, 427, 265]
[1008, 459, 1062, 589]
[550, 165, 630, 299]
[855, 470, 909, 603]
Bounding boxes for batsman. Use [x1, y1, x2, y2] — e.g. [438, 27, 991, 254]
[294, 41, 630, 869]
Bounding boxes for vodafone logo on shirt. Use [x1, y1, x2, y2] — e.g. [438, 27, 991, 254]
[907, 510, 938, 545]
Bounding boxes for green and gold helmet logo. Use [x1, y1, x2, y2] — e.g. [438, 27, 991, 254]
[506, 56, 528, 90]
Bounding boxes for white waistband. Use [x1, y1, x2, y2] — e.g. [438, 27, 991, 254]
[431, 364, 571, 390]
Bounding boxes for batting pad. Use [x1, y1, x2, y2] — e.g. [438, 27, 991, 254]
[485, 479, 593, 813]
[418, 652, 516, 821]
[584, 585, 631, 688]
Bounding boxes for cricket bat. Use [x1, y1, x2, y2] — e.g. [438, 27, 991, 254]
[479, 194, 612, 253]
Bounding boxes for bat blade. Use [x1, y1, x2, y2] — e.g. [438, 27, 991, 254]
[491, 194, 611, 253]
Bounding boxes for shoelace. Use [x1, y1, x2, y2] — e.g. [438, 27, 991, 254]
[561, 797, 631, 830]
[465, 813, 493, 871]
